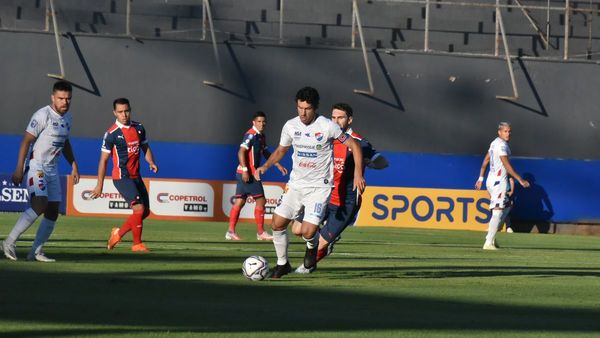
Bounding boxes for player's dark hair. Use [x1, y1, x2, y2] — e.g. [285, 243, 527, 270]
[113, 97, 131, 110]
[332, 103, 353, 117]
[52, 80, 72, 93]
[295, 87, 320, 109]
[253, 111, 266, 120]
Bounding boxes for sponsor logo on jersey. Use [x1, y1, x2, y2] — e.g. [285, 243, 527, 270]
[297, 151, 317, 158]
[299, 161, 317, 168]
[316, 144, 323, 150]
[295, 144, 316, 149]
[36, 171, 44, 178]
[305, 133, 311, 137]
[334, 158, 345, 172]
[30, 120, 38, 128]
[294, 131, 302, 137]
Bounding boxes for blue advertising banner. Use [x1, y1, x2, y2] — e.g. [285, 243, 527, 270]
[0, 173, 67, 214]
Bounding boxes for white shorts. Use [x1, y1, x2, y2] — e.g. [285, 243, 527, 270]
[486, 179, 509, 209]
[274, 186, 331, 225]
[26, 162, 62, 202]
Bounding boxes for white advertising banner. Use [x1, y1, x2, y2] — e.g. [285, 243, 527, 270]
[72, 177, 131, 215]
[222, 183, 284, 219]
[149, 180, 214, 217]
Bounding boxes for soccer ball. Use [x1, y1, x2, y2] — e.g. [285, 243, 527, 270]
[242, 255, 269, 281]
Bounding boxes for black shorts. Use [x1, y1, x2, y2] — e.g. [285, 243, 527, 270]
[234, 173, 265, 199]
[113, 177, 149, 208]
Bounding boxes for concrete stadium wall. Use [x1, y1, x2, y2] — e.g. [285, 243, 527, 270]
[0, 31, 599, 161]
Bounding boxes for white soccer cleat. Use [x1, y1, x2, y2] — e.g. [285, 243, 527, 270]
[2, 241, 17, 261]
[27, 251, 56, 263]
[482, 242, 498, 250]
[256, 231, 273, 241]
[225, 231, 241, 241]
[294, 264, 316, 274]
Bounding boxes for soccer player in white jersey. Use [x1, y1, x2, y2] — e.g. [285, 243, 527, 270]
[2, 81, 80, 262]
[254, 87, 366, 278]
[475, 122, 529, 250]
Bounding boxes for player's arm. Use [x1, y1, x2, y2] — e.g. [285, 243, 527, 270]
[63, 138, 80, 184]
[141, 143, 158, 173]
[90, 151, 111, 199]
[362, 139, 389, 170]
[475, 152, 490, 190]
[255, 145, 289, 181]
[238, 146, 251, 183]
[343, 137, 366, 193]
[263, 148, 288, 176]
[12, 132, 36, 185]
[500, 156, 529, 188]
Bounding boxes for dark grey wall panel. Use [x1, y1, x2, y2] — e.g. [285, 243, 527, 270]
[0, 30, 598, 160]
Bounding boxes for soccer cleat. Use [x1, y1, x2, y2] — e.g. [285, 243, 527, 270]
[303, 246, 318, 270]
[27, 251, 56, 263]
[107, 227, 122, 250]
[269, 262, 292, 279]
[483, 242, 498, 250]
[294, 264, 316, 274]
[2, 241, 17, 261]
[256, 231, 273, 241]
[131, 243, 150, 252]
[225, 231, 241, 241]
[506, 227, 514, 233]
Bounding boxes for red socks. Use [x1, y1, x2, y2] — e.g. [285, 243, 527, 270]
[229, 205, 242, 232]
[255, 206, 265, 233]
[119, 208, 144, 244]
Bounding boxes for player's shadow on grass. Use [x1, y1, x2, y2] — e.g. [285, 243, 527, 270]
[510, 173, 554, 233]
[1, 267, 599, 336]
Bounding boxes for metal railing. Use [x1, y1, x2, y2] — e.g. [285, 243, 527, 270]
[3, 0, 599, 95]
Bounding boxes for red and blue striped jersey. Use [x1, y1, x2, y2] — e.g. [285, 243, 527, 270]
[101, 120, 148, 179]
[236, 126, 267, 176]
[330, 128, 378, 206]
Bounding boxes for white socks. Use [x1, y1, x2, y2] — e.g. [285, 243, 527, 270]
[303, 232, 320, 249]
[272, 229, 289, 266]
[485, 209, 503, 244]
[6, 208, 39, 244]
[30, 218, 56, 255]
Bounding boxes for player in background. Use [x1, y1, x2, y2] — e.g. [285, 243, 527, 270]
[254, 87, 366, 278]
[226, 111, 288, 241]
[89, 98, 158, 252]
[2, 81, 80, 262]
[292, 103, 388, 273]
[475, 122, 529, 250]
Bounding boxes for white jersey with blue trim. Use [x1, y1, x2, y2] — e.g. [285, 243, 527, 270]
[487, 137, 511, 185]
[25, 105, 72, 168]
[280, 115, 345, 188]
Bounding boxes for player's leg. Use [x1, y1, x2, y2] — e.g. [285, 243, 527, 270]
[3, 168, 48, 261]
[254, 196, 273, 240]
[226, 197, 245, 240]
[227, 175, 247, 240]
[269, 187, 301, 278]
[290, 206, 305, 237]
[130, 178, 149, 251]
[28, 172, 63, 262]
[299, 187, 331, 270]
[484, 181, 509, 249]
[109, 178, 145, 251]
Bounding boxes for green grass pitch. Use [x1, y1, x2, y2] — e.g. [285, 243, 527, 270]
[1, 213, 599, 337]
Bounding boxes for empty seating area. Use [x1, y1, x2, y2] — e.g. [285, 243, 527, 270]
[1, 0, 599, 60]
